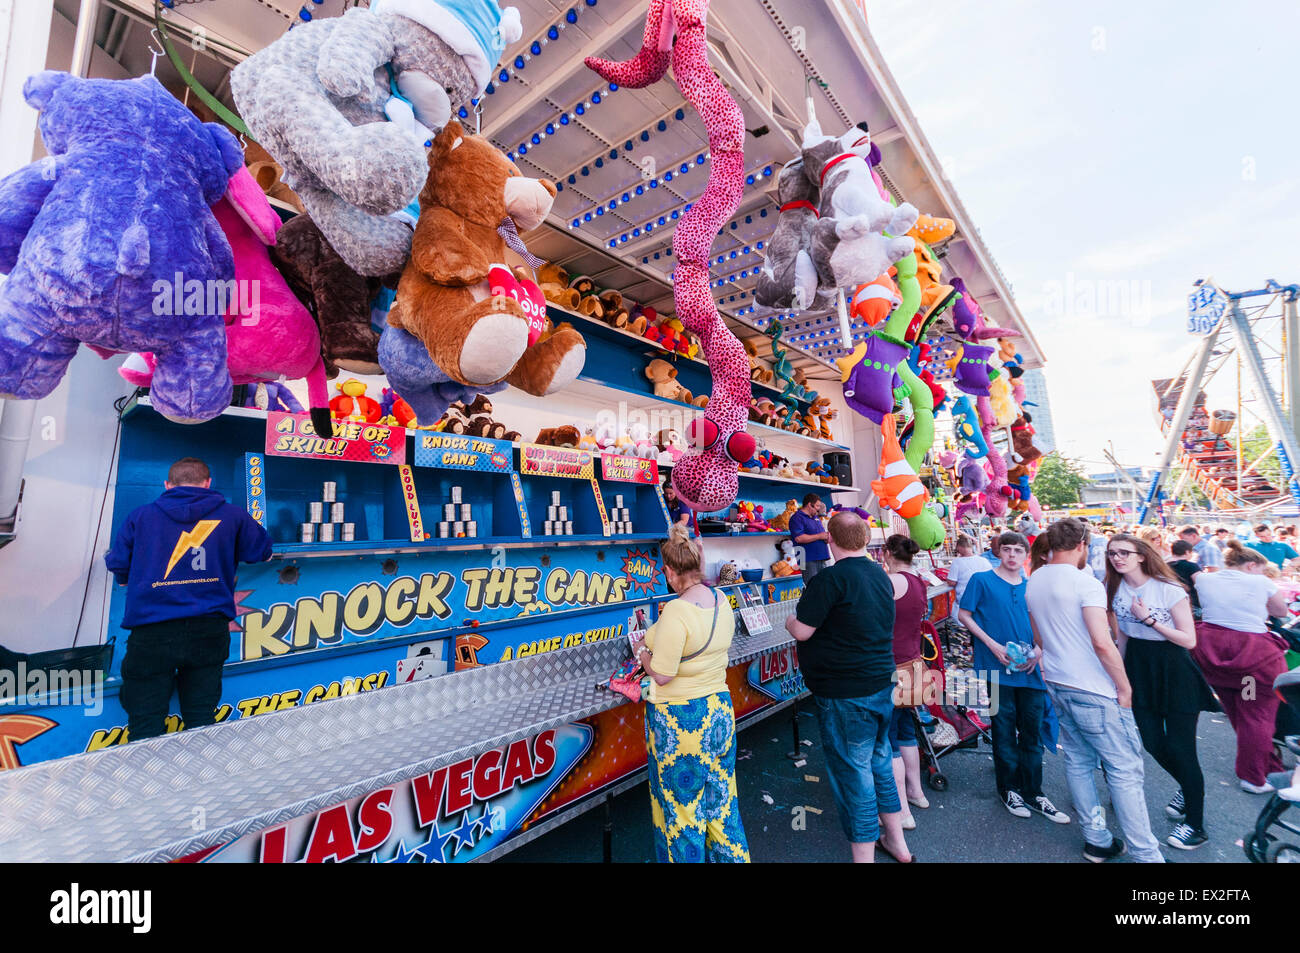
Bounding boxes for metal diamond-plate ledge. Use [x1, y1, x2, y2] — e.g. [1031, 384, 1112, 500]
[0, 606, 801, 863]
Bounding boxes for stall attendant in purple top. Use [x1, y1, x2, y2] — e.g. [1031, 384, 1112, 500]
[789, 494, 831, 579]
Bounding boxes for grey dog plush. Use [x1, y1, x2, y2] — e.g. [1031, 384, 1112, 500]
[231, 1, 520, 277]
[753, 158, 824, 311]
[799, 120, 916, 294]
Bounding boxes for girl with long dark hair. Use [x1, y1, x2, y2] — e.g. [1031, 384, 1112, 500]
[1103, 533, 1217, 850]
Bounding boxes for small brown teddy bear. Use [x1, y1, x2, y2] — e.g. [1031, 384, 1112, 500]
[462, 394, 518, 440]
[645, 357, 705, 406]
[743, 339, 774, 385]
[599, 290, 630, 329]
[387, 121, 586, 396]
[768, 499, 798, 532]
[534, 425, 581, 448]
[539, 263, 580, 310]
[569, 275, 604, 318]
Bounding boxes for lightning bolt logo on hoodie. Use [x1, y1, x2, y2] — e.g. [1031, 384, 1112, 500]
[164, 520, 222, 578]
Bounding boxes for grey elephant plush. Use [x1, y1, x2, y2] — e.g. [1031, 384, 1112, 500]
[753, 158, 824, 312]
[231, 0, 521, 277]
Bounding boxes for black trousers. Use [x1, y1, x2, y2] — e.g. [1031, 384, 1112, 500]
[991, 685, 1046, 800]
[120, 614, 231, 741]
[1132, 707, 1205, 830]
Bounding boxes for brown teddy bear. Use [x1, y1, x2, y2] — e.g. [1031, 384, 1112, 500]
[539, 263, 580, 310]
[645, 357, 704, 406]
[769, 499, 798, 532]
[744, 338, 774, 385]
[600, 290, 630, 329]
[569, 275, 604, 318]
[387, 121, 586, 397]
[1011, 414, 1042, 464]
[535, 425, 581, 448]
[460, 394, 518, 440]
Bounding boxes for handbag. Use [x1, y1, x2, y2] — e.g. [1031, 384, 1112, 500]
[894, 622, 938, 708]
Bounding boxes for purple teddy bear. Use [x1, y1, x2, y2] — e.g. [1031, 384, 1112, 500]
[0, 72, 243, 422]
[378, 325, 504, 425]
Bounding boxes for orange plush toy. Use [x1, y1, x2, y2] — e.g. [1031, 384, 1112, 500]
[387, 121, 586, 397]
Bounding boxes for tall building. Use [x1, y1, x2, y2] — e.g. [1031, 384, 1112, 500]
[1021, 368, 1058, 453]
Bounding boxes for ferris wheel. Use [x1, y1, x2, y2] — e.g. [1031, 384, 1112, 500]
[1142, 279, 1300, 524]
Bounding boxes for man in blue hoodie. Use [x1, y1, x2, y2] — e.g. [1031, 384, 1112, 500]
[105, 457, 272, 740]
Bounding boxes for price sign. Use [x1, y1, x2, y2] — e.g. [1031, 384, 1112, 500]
[1187, 284, 1227, 336]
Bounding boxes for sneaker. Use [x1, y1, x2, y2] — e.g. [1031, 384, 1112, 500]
[1166, 824, 1208, 850]
[1165, 789, 1186, 820]
[1003, 791, 1031, 818]
[1240, 778, 1276, 795]
[1029, 795, 1071, 824]
[1083, 839, 1128, 863]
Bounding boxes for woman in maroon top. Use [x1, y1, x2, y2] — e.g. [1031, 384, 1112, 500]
[882, 534, 930, 830]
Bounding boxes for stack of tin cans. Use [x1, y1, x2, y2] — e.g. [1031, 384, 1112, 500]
[436, 485, 478, 538]
[542, 490, 573, 536]
[608, 494, 634, 535]
[301, 481, 356, 543]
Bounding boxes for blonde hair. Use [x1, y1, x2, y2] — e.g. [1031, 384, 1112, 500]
[1224, 538, 1268, 569]
[662, 522, 704, 581]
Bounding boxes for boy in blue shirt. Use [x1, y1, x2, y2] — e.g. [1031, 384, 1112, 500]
[959, 532, 1069, 824]
[105, 457, 272, 741]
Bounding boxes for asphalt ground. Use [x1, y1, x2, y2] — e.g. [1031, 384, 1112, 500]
[502, 699, 1293, 863]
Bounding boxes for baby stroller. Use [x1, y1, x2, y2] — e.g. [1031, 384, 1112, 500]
[910, 620, 993, 792]
[1244, 667, 1300, 863]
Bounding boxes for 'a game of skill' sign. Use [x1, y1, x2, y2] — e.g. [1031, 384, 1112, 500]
[599, 453, 659, 484]
[266, 413, 406, 465]
[519, 443, 595, 479]
[414, 433, 515, 472]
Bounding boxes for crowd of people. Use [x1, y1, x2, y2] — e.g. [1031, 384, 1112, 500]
[635, 510, 1298, 863]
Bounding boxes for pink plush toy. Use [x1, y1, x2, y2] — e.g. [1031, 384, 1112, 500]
[587, 0, 754, 513]
[976, 395, 1009, 518]
[121, 166, 330, 432]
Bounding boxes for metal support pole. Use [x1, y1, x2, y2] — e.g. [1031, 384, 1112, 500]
[1229, 301, 1300, 505]
[1285, 296, 1300, 447]
[69, 0, 101, 76]
[786, 704, 803, 761]
[1141, 328, 1220, 524]
[602, 792, 612, 863]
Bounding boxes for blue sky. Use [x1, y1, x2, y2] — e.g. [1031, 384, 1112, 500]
[870, 0, 1300, 475]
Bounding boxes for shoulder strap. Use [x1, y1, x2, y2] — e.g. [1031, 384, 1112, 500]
[680, 592, 721, 662]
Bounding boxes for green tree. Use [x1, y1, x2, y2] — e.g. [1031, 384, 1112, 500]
[1033, 454, 1092, 508]
[1238, 424, 1283, 488]
[1169, 467, 1208, 506]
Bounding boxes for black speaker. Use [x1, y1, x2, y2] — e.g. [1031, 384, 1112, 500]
[824, 452, 852, 486]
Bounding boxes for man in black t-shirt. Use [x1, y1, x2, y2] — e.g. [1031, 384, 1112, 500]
[786, 511, 912, 863]
[1168, 539, 1201, 617]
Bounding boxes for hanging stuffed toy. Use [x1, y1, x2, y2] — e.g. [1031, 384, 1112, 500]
[587, 0, 755, 513]
[849, 273, 901, 329]
[1010, 413, 1042, 464]
[379, 122, 585, 423]
[836, 251, 919, 425]
[753, 158, 822, 311]
[120, 166, 332, 434]
[0, 72, 244, 423]
[872, 412, 930, 520]
[951, 395, 989, 459]
[895, 363, 946, 549]
[230, 0, 521, 276]
[800, 121, 917, 293]
[977, 395, 1009, 517]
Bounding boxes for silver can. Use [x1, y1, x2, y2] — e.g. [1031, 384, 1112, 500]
[319, 522, 336, 543]
[443, 503, 457, 521]
[330, 502, 345, 523]
[300, 523, 316, 543]
[452, 520, 465, 537]
[322, 482, 337, 503]
[460, 503, 472, 521]
[342, 522, 355, 542]
[450, 485, 463, 504]
[564, 520, 574, 535]
[307, 501, 323, 523]
[466, 520, 478, 537]
[437, 521, 450, 539]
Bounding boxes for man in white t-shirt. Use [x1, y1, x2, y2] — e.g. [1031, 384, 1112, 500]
[1025, 518, 1164, 863]
[947, 534, 992, 613]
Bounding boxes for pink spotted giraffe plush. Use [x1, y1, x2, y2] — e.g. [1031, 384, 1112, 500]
[587, 0, 754, 512]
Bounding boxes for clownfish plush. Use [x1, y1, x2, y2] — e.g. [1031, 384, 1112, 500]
[849, 274, 901, 328]
[872, 413, 929, 519]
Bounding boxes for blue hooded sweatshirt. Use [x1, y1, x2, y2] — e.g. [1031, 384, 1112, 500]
[104, 486, 273, 628]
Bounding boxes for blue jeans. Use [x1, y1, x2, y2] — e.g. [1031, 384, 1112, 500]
[1047, 684, 1164, 863]
[992, 686, 1046, 799]
[813, 684, 901, 843]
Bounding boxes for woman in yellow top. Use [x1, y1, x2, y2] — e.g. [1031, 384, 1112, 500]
[630, 522, 750, 862]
